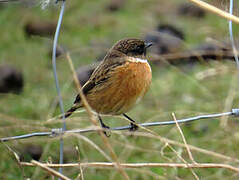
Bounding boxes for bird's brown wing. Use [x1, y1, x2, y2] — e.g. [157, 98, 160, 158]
[74, 56, 126, 104]
[62, 56, 126, 118]
[73, 80, 95, 104]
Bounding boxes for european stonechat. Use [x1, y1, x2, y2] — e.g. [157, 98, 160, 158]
[64, 38, 152, 131]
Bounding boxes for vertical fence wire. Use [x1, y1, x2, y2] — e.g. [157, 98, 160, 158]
[229, 0, 239, 69]
[52, 0, 66, 177]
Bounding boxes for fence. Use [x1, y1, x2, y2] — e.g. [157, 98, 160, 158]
[1, 0, 239, 179]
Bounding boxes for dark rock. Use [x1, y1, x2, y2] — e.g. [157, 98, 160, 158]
[0, 64, 24, 94]
[157, 24, 185, 40]
[20, 144, 43, 161]
[193, 42, 229, 52]
[166, 41, 232, 65]
[24, 20, 56, 38]
[48, 45, 65, 59]
[191, 42, 230, 60]
[145, 31, 183, 55]
[77, 64, 97, 86]
[106, 0, 125, 12]
[178, 3, 206, 18]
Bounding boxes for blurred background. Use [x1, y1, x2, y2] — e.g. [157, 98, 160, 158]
[1, 0, 239, 179]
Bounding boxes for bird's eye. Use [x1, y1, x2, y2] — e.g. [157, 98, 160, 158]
[127, 43, 145, 55]
[135, 45, 144, 54]
[137, 45, 144, 50]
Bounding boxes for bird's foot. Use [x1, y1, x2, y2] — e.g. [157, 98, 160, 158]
[129, 122, 138, 131]
[98, 117, 111, 137]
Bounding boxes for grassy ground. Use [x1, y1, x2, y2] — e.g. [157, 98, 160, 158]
[1, 0, 239, 179]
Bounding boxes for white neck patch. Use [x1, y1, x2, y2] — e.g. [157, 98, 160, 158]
[128, 57, 148, 63]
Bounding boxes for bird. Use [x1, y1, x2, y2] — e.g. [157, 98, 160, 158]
[64, 38, 152, 132]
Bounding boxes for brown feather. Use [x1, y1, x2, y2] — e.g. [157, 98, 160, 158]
[64, 38, 152, 118]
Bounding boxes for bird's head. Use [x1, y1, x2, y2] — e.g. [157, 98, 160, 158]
[111, 38, 152, 58]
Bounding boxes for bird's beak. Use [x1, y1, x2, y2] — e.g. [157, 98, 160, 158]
[145, 42, 153, 49]
[144, 42, 153, 56]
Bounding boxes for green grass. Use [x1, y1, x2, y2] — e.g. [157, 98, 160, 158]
[1, 0, 239, 179]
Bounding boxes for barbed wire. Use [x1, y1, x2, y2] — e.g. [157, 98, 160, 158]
[1, 0, 239, 179]
[1, 108, 239, 142]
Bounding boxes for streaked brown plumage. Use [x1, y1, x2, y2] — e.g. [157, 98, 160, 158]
[64, 38, 152, 131]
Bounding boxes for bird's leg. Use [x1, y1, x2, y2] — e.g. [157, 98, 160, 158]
[98, 115, 110, 137]
[123, 113, 138, 131]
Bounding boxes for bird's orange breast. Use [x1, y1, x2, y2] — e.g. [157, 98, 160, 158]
[86, 60, 152, 115]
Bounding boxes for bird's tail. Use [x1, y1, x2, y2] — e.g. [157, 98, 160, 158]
[60, 104, 79, 119]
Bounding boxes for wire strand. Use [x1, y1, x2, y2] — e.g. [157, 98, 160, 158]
[52, 0, 66, 176]
[229, 0, 239, 69]
[1, 109, 238, 142]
